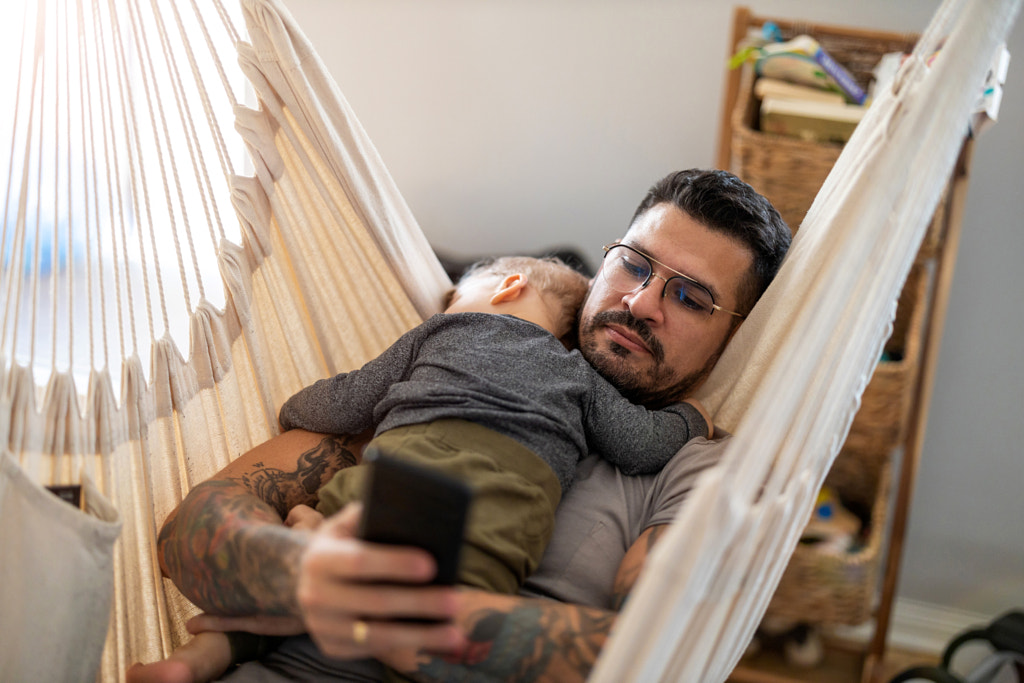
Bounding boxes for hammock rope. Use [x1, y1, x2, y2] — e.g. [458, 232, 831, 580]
[0, 0, 1017, 681]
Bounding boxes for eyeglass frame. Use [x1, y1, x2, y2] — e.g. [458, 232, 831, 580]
[600, 243, 746, 319]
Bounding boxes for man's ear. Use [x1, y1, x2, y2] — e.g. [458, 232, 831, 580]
[491, 273, 528, 304]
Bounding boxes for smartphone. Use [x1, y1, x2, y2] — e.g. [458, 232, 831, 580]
[358, 454, 472, 586]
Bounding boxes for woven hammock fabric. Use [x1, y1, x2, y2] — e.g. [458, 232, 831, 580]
[0, 0, 1017, 681]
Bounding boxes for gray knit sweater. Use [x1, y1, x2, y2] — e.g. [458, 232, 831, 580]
[279, 313, 707, 491]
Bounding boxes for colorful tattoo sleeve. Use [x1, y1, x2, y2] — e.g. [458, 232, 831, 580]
[411, 600, 615, 683]
[401, 523, 668, 681]
[157, 435, 359, 615]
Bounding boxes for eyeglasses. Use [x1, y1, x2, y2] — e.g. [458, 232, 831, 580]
[600, 243, 745, 319]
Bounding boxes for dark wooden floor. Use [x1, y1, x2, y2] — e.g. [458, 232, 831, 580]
[729, 638, 940, 683]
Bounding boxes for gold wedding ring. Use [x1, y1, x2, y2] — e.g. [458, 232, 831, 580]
[352, 619, 370, 645]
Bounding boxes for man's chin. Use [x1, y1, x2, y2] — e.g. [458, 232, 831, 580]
[587, 348, 655, 400]
[588, 345, 711, 408]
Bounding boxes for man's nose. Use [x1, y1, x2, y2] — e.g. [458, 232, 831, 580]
[622, 276, 666, 323]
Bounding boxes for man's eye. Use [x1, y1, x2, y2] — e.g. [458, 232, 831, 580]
[681, 296, 706, 312]
[671, 282, 709, 313]
[619, 256, 647, 279]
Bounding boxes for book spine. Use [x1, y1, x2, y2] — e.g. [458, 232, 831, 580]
[813, 47, 867, 104]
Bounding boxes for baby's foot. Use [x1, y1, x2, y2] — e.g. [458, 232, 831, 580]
[126, 659, 196, 683]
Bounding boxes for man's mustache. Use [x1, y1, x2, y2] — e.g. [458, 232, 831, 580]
[590, 310, 665, 363]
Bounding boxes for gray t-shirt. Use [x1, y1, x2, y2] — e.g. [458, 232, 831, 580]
[521, 438, 725, 609]
[219, 436, 728, 682]
[279, 312, 706, 491]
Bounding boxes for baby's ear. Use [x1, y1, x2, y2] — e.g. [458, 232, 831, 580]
[490, 273, 528, 304]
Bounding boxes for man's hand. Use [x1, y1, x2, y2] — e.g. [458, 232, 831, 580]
[284, 499, 464, 659]
[181, 501, 467, 661]
[296, 503, 466, 659]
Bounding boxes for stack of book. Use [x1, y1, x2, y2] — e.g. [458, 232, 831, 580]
[756, 77, 866, 145]
[755, 42, 1012, 145]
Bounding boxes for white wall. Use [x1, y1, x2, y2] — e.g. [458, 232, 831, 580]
[283, 0, 1024, 626]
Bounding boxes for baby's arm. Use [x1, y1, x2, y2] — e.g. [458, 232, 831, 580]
[584, 374, 713, 475]
[279, 324, 425, 433]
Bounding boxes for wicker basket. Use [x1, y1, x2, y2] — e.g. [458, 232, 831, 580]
[729, 23, 918, 232]
[765, 459, 892, 626]
[730, 64, 842, 232]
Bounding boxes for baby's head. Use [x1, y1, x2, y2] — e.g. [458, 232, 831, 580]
[445, 256, 590, 341]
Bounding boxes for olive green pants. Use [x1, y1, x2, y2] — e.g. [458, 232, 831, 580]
[316, 419, 562, 595]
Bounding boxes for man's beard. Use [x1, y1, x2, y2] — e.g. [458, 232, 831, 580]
[579, 309, 726, 409]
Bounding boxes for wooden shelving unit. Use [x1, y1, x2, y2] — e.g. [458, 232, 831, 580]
[716, 8, 975, 683]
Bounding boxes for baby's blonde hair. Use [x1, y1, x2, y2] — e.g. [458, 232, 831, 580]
[449, 255, 590, 336]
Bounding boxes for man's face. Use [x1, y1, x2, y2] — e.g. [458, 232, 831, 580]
[579, 202, 754, 407]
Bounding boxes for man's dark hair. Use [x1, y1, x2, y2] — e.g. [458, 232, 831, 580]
[631, 169, 791, 316]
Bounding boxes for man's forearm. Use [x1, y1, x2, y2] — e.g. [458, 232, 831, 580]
[401, 591, 615, 683]
[396, 524, 671, 682]
[157, 479, 309, 615]
[156, 433, 361, 615]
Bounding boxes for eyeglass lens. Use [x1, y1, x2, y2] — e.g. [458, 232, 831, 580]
[604, 245, 715, 316]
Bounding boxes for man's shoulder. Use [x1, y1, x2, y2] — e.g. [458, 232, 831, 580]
[581, 428, 728, 471]
[656, 430, 730, 478]
[576, 431, 729, 493]
[675, 428, 732, 458]
[595, 431, 729, 514]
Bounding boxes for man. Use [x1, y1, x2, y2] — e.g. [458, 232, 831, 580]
[153, 168, 791, 682]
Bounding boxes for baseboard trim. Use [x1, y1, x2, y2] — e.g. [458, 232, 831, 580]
[828, 598, 990, 655]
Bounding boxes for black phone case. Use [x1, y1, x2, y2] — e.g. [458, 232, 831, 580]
[358, 454, 472, 586]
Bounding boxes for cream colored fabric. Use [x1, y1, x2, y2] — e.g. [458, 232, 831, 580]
[591, 0, 1020, 680]
[0, 452, 120, 682]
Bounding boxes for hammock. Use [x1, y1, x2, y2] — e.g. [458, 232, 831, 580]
[0, 0, 1017, 681]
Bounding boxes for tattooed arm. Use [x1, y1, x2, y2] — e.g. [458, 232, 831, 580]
[158, 426, 463, 659]
[156, 429, 363, 615]
[383, 524, 671, 683]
